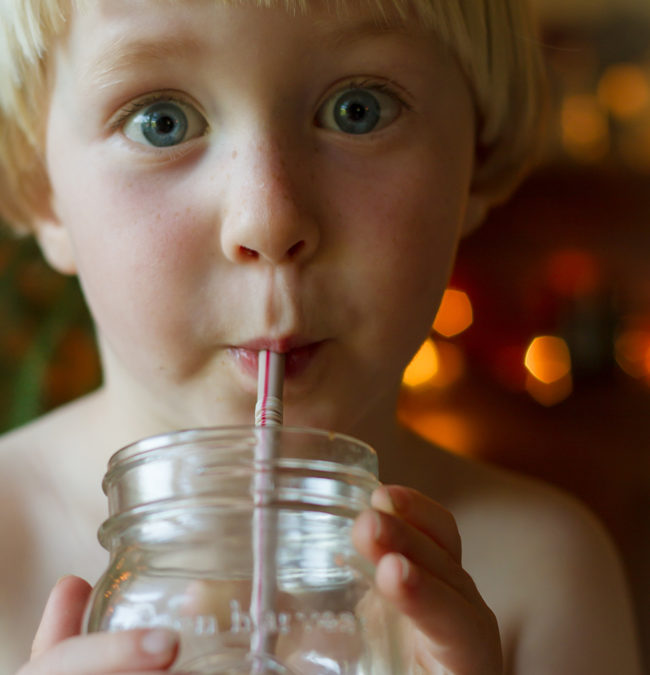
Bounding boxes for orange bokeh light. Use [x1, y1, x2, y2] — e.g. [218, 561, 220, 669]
[399, 409, 475, 455]
[597, 63, 650, 120]
[433, 289, 473, 338]
[402, 338, 466, 390]
[615, 330, 650, 379]
[524, 336, 572, 385]
[402, 339, 439, 388]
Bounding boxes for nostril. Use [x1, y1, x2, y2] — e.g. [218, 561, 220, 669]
[234, 241, 306, 263]
[239, 245, 259, 259]
[287, 241, 305, 259]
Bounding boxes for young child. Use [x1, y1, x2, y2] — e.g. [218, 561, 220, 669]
[0, 0, 642, 673]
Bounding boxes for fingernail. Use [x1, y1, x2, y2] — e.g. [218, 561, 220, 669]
[371, 486, 397, 514]
[395, 553, 413, 586]
[371, 510, 383, 541]
[55, 575, 74, 586]
[141, 628, 177, 655]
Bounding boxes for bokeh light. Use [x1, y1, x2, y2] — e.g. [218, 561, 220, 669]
[524, 336, 573, 405]
[561, 94, 610, 162]
[615, 329, 650, 380]
[399, 409, 475, 456]
[597, 63, 650, 121]
[402, 338, 467, 390]
[525, 336, 572, 385]
[433, 289, 473, 338]
[402, 339, 439, 388]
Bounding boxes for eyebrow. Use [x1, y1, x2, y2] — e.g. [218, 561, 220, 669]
[318, 17, 412, 47]
[81, 35, 204, 89]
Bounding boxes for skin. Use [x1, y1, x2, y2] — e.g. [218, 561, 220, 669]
[0, 0, 642, 673]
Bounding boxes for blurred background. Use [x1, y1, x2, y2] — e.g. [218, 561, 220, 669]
[1, 0, 649, 668]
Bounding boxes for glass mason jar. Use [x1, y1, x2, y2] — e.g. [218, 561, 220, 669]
[83, 426, 413, 674]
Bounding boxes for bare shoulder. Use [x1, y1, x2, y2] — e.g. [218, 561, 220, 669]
[405, 436, 643, 674]
[0, 389, 110, 551]
[0, 393, 110, 672]
[0, 413, 56, 567]
[0, 412, 65, 670]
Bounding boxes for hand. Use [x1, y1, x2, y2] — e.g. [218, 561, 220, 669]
[17, 576, 179, 674]
[352, 486, 503, 675]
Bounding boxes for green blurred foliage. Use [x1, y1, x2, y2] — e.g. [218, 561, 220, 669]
[0, 223, 101, 434]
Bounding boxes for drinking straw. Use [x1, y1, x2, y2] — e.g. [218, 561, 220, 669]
[255, 350, 285, 427]
[251, 350, 285, 669]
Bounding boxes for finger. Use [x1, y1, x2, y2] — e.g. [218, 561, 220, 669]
[25, 627, 178, 674]
[371, 485, 462, 563]
[375, 554, 502, 675]
[31, 576, 92, 658]
[352, 507, 477, 601]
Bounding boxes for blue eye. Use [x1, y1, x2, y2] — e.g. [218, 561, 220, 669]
[316, 86, 401, 135]
[333, 89, 380, 134]
[122, 99, 207, 148]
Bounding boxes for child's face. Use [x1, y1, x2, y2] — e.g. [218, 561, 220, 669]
[41, 0, 477, 433]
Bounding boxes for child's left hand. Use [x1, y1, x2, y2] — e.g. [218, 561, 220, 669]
[351, 485, 503, 675]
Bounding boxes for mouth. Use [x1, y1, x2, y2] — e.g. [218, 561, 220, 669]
[228, 338, 325, 380]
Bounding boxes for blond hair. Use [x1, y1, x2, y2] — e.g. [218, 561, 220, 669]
[0, 0, 545, 232]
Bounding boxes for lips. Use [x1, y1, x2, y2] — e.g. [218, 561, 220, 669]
[229, 339, 324, 379]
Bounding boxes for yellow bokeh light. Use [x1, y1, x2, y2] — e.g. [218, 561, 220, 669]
[524, 336, 572, 385]
[402, 339, 439, 388]
[433, 289, 473, 338]
[597, 63, 650, 120]
[561, 94, 609, 162]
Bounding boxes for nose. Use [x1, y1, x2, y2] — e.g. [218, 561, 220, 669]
[220, 140, 319, 266]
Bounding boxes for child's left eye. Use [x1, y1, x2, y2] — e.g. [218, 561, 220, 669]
[315, 85, 403, 135]
[121, 98, 208, 147]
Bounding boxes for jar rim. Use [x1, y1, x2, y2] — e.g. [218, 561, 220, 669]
[100, 425, 378, 534]
[106, 425, 377, 476]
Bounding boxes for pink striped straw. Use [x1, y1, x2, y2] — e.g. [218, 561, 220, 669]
[255, 350, 285, 427]
[250, 350, 284, 669]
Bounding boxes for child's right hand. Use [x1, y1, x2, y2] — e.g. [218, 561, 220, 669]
[16, 576, 178, 674]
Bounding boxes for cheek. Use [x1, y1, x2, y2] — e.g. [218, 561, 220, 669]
[51, 136, 203, 273]
[325, 156, 468, 371]
[336, 163, 465, 297]
[48, 149, 212, 348]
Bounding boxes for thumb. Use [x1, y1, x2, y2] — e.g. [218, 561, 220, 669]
[30, 575, 92, 659]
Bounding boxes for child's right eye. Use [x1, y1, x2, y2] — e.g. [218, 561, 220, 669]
[120, 97, 208, 148]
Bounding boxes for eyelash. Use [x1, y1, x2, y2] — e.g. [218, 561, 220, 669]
[340, 78, 411, 108]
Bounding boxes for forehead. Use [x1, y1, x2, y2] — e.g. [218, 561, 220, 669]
[60, 0, 451, 81]
[71, 0, 448, 36]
